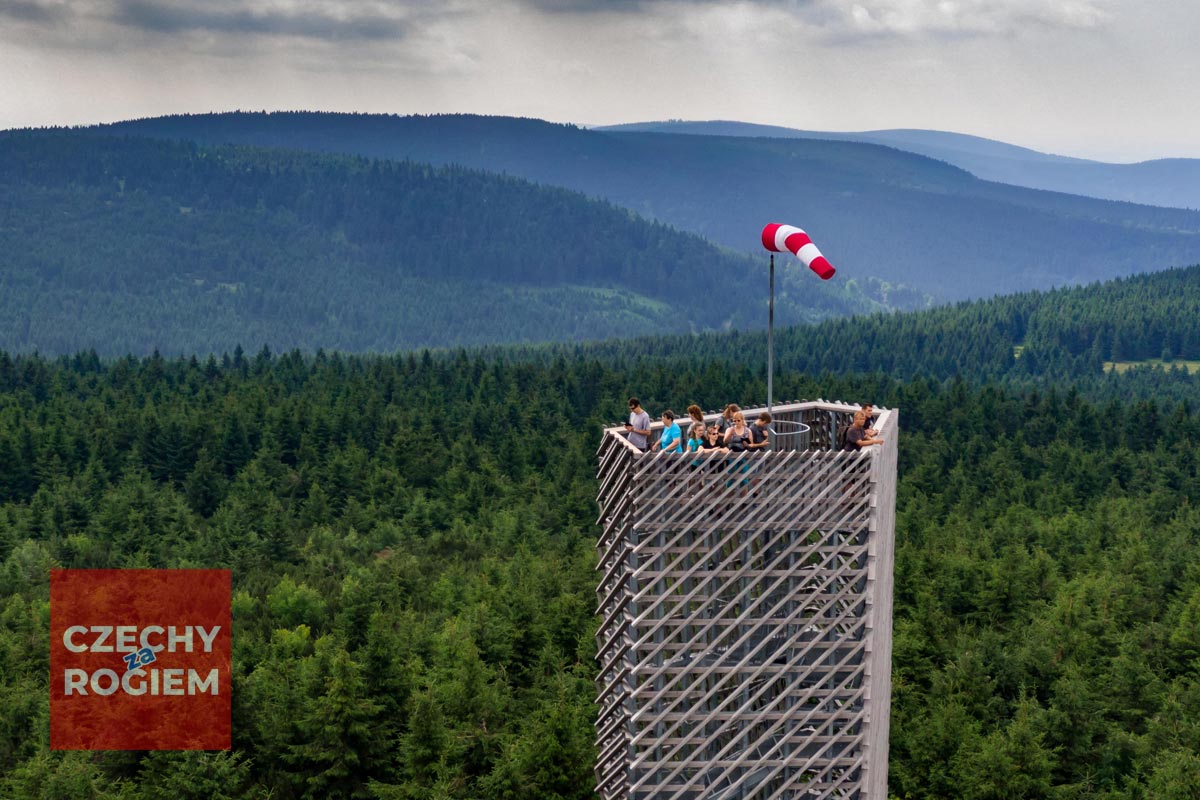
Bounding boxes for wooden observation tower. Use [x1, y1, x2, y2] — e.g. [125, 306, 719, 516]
[594, 400, 898, 800]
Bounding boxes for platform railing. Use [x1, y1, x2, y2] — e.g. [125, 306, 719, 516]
[606, 400, 875, 455]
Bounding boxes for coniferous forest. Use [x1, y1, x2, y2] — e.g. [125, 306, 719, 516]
[5, 262, 1200, 797]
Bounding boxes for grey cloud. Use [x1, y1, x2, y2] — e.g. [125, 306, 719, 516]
[517, 0, 814, 13]
[110, 1, 411, 42]
[519, 0, 1109, 39]
[0, 0, 73, 23]
[517, 0, 820, 13]
[524, 0, 672, 11]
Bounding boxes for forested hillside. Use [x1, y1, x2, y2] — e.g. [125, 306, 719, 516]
[3, 343, 1200, 797]
[535, 263, 1200, 404]
[94, 112, 1200, 301]
[0, 131, 876, 356]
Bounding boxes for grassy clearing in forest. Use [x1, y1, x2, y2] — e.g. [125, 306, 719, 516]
[1104, 359, 1200, 374]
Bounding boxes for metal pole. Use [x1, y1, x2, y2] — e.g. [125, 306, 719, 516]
[768, 253, 774, 416]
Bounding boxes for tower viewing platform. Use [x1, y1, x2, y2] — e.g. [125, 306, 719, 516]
[594, 400, 898, 800]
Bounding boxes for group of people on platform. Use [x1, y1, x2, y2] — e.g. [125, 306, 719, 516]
[624, 399, 770, 455]
[623, 398, 884, 455]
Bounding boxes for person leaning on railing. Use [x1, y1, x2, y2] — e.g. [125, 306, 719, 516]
[843, 410, 884, 451]
[702, 422, 726, 451]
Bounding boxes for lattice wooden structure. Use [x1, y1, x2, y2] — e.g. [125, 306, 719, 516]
[594, 401, 897, 800]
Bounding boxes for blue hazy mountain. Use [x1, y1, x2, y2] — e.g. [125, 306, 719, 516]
[600, 120, 1200, 210]
[93, 112, 1200, 303]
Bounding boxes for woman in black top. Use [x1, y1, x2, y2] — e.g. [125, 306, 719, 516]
[700, 422, 722, 449]
[723, 412, 752, 452]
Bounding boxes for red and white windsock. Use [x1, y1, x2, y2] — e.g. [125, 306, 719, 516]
[761, 223, 836, 280]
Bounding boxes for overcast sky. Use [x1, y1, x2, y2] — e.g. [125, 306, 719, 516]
[1, 0, 1195, 162]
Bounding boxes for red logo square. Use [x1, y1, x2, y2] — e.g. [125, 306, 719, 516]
[50, 569, 231, 750]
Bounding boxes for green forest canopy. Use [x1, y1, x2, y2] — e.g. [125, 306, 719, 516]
[2, 322, 1200, 797]
[5, 226, 1200, 798]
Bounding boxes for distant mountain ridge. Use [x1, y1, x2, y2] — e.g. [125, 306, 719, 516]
[598, 120, 1200, 210]
[600, 120, 1091, 165]
[90, 112, 1200, 303]
[0, 130, 880, 356]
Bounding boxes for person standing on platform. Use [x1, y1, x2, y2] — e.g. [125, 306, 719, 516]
[657, 410, 684, 454]
[860, 402, 879, 437]
[747, 412, 772, 452]
[718, 403, 741, 433]
[625, 397, 651, 452]
[722, 411, 754, 489]
[723, 412, 752, 452]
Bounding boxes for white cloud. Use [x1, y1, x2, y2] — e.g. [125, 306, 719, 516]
[825, 0, 1110, 38]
